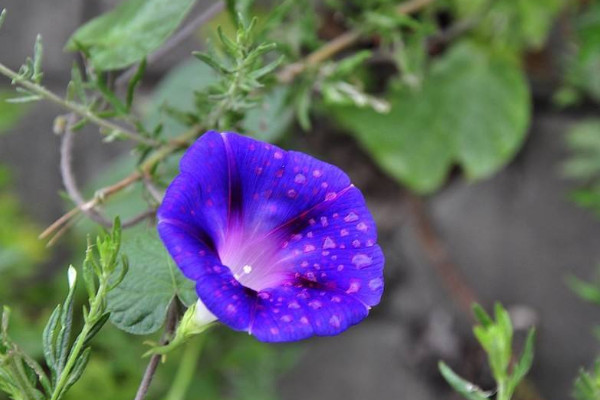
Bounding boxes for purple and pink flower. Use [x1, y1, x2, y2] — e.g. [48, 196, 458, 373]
[158, 131, 384, 342]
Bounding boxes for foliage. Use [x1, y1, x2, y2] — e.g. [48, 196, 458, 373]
[0, 222, 126, 400]
[439, 303, 535, 400]
[560, 2, 600, 104]
[65, 0, 195, 71]
[107, 230, 195, 335]
[563, 120, 600, 216]
[331, 41, 529, 193]
[574, 360, 600, 400]
[1, 0, 600, 398]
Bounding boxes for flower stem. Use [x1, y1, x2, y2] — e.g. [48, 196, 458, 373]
[0, 62, 157, 146]
[164, 336, 205, 400]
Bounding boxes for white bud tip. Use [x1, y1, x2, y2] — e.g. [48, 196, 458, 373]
[67, 266, 77, 288]
[194, 299, 217, 327]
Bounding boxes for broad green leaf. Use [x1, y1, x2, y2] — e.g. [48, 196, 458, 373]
[107, 230, 196, 335]
[330, 41, 530, 194]
[0, 91, 29, 134]
[438, 362, 490, 400]
[65, 0, 195, 70]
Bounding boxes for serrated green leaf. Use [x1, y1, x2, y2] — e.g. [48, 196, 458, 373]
[330, 41, 530, 193]
[107, 230, 196, 335]
[438, 362, 490, 400]
[65, 0, 195, 70]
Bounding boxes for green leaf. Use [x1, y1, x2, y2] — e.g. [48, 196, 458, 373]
[65, 0, 195, 70]
[472, 304, 493, 328]
[567, 275, 600, 305]
[242, 86, 293, 142]
[574, 360, 600, 400]
[144, 59, 218, 137]
[438, 362, 491, 400]
[452, 0, 567, 50]
[330, 41, 530, 193]
[0, 91, 30, 134]
[107, 229, 196, 335]
[508, 328, 535, 392]
[564, 3, 600, 103]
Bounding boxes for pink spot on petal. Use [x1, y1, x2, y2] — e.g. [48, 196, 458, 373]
[344, 212, 359, 222]
[294, 174, 306, 184]
[323, 236, 336, 249]
[357, 222, 368, 231]
[329, 315, 341, 328]
[274, 151, 283, 159]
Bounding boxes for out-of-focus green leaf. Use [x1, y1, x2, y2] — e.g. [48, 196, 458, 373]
[452, 0, 567, 50]
[144, 59, 217, 137]
[330, 41, 530, 193]
[563, 120, 600, 216]
[242, 86, 293, 142]
[144, 58, 293, 141]
[65, 0, 195, 70]
[564, 3, 600, 103]
[0, 91, 29, 134]
[106, 230, 196, 335]
[574, 360, 600, 400]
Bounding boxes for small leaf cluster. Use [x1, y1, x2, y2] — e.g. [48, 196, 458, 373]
[439, 303, 535, 400]
[193, 14, 283, 131]
[8, 34, 44, 104]
[0, 221, 126, 400]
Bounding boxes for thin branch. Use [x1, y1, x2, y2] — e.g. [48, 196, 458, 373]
[41, 125, 200, 240]
[0, 63, 158, 146]
[134, 301, 180, 400]
[60, 115, 113, 227]
[115, 1, 225, 88]
[406, 194, 478, 317]
[277, 0, 435, 83]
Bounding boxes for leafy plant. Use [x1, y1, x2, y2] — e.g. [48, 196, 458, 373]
[439, 303, 535, 400]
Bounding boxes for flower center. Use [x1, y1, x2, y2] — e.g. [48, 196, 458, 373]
[218, 231, 287, 292]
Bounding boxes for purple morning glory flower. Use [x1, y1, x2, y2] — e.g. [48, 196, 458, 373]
[157, 131, 384, 342]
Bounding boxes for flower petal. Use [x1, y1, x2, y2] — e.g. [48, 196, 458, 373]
[250, 285, 369, 342]
[158, 131, 230, 248]
[220, 131, 352, 236]
[157, 221, 255, 331]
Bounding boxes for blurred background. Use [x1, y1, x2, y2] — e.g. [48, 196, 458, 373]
[1, 0, 600, 399]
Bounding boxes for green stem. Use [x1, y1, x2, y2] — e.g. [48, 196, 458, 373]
[164, 336, 205, 400]
[0, 63, 157, 146]
[49, 279, 108, 400]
